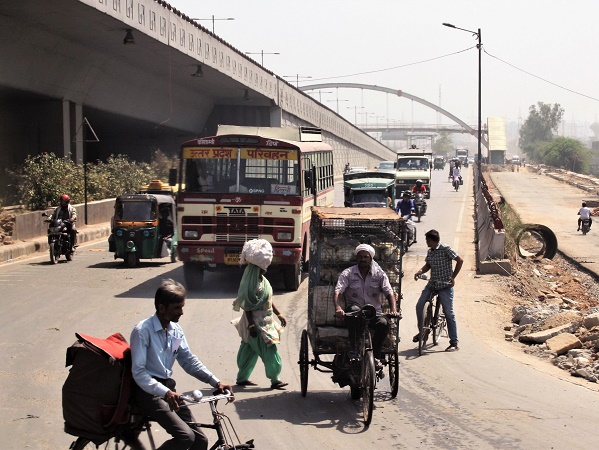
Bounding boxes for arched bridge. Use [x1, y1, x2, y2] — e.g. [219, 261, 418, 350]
[300, 83, 489, 149]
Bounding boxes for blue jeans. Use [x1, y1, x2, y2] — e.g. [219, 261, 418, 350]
[416, 284, 458, 344]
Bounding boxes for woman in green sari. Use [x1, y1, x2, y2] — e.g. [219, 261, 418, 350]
[232, 239, 288, 389]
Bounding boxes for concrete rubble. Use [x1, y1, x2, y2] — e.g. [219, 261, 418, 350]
[506, 305, 599, 383]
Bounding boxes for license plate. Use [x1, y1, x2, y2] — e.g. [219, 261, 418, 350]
[224, 254, 240, 265]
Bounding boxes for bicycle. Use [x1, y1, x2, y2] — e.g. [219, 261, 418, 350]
[416, 275, 447, 356]
[69, 389, 254, 450]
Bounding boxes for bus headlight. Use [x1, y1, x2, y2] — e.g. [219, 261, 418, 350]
[184, 230, 199, 239]
[276, 231, 292, 241]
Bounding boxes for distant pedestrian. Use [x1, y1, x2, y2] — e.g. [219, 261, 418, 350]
[232, 239, 288, 389]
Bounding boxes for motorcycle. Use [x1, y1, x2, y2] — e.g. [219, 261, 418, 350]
[453, 176, 461, 192]
[400, 215, 417, 253]
[413, 192, 427, 222]
[581, 218, 591, 235]
[41, 212, 74, 264]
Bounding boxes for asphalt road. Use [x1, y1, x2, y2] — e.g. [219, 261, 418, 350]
[2, 167, 599, 449]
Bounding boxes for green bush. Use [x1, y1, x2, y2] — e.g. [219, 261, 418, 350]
[7, 151, 178, 211]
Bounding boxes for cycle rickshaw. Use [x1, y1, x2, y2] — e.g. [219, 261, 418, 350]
[298, 207, 404, 425]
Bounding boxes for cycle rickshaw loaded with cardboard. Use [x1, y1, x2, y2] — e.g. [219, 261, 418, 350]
[298, 207, 405, 425]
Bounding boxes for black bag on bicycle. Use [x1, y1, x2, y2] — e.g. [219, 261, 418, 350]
[62, 332, 132, 443]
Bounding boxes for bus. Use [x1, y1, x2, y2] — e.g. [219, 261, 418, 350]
[176, 125, 334, 291]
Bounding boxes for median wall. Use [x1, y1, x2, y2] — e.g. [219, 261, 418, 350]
[13, 199, 114, 241]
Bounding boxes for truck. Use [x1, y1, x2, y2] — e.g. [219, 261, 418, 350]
[343, 171, 396, 208]
[395, 148, 432, 198]
[455, 148, 469, 167]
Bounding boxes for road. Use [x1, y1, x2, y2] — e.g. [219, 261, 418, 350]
[1, 167, 599, 449]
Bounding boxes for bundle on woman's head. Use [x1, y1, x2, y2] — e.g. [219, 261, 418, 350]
[240, 239, 273, 271]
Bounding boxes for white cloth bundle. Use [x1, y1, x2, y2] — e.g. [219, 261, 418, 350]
[239, 239, 273, 271]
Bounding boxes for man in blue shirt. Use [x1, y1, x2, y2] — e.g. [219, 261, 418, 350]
[395, 191, 414, 218]
[131, 279, 234, 450]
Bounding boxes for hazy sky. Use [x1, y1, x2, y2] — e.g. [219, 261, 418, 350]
[168, 0, 599, 141]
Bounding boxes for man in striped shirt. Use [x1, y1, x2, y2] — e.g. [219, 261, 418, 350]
[413, 230, 463, 352]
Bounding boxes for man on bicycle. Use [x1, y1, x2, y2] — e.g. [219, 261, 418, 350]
[413, 230, 463, 352]
[334, 244, 399, 370]
[130, 278, 234, 450]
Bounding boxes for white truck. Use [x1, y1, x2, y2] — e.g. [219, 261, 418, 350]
[395, 148, 433, 198]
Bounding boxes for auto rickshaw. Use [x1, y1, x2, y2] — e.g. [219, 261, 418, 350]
[109, 193, 177, 267]
[433, 156, 445, 170]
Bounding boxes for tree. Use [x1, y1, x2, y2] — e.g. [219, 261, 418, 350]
[541, 137, 591, 173]
[432, 132, 453, 154]
[518, 102, 564, 160]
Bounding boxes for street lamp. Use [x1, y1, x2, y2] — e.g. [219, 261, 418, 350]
[245, 50, 280, 66]
[347, 105, 365, 124]
[304, 89, 333, 102]
[192, 15, 234, 34]
[443, 22, 482, 175]
[283, 74, 312, 88]
[358, 111, 376, 128]
[326, 98, 349, 113]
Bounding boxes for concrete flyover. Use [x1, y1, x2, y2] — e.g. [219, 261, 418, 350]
[0, 0, 393, 195]
[300, 83, 489, 149]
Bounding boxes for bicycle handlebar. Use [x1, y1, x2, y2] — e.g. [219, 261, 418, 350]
[180, 389, 234, 405]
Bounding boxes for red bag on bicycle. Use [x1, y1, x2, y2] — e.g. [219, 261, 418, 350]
[62, 332, 132, 442]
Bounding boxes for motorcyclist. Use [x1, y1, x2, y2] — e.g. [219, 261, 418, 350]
[51, 194, 77, 250]
[577, 202, 592, 231]
[411, 180, 427, 195]
[395, 191, 414, 219]
[411, 180, 428, 216]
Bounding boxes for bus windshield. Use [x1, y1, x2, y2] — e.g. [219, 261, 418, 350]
[183, 148, 300, 195]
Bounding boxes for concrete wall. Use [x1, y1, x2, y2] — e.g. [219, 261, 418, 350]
[13, 198, 114, 241]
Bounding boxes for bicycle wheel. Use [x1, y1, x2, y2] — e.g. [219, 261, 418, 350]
[432, 300, 442, 346]
[388, 347, 399, 398]
[418, 301, 432, 356]
[299, 329, 309, 397]
[361, 349, 375, 426]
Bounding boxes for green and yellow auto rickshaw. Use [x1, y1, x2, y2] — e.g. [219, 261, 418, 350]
[109, 193, 177, 267]
[433, 157, 445, 170]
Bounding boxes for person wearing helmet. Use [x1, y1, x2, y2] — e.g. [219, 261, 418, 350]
[411, 179, 427, 195]
[577, 201, 592, 231]
[51, 194, 77, 250]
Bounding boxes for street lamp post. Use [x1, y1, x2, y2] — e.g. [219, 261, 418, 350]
[245, 50, 280, 66]
[326, 98, 349, 113]
[283, 74, 312, 88]
[347, 105, 365, 124]
[192, 15, 234, 34]
[443, 22, 482, 175]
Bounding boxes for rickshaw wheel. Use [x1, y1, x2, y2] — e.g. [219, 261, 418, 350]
[388, 348, 399, 398]
[362, 349, 375, 426]
[126, 252, 138, 268]
[299, 329, 309, 397]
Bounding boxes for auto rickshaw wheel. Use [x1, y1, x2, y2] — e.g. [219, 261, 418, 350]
[126, 252, 138, 268]
[183, 262, 204, 290]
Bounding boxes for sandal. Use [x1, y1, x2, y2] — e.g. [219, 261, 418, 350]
[445, 344, 459, 352]
[236, 380, 257, 386]
[412, 333, 420, 343]
[270, 381, 289, 389]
